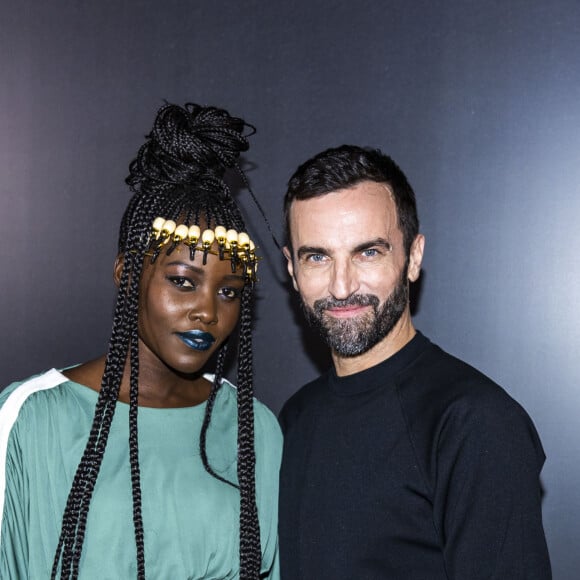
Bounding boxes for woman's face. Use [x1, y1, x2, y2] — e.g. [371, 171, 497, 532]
[134, 243, 245, 376]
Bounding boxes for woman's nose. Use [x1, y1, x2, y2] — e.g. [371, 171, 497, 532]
[187, 293, 218, 324]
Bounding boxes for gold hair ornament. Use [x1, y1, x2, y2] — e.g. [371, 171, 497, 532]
[148, 217, 258, 282]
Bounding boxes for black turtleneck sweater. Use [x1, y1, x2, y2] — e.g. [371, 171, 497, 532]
[278, 332, 550, 579]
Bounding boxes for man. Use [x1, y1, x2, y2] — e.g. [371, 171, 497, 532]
[278, 145, 551, 579]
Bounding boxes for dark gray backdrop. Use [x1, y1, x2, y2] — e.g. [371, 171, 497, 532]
[1, 1, 579, 577]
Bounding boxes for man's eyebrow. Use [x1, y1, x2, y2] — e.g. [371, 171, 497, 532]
[296, 246, 328, 260]
[295, 238, 393, 260]
[353, 238, 393, 253]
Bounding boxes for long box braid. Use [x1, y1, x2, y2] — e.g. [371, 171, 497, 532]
[51, 103, 262, 579]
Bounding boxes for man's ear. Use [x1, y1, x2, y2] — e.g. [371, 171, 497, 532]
[407, 234, 425, 283]
[113, 254, 124, 287]
[282, 246, 299, 291]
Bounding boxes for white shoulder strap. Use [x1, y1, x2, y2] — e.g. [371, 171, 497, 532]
[0, 369, 68, 545]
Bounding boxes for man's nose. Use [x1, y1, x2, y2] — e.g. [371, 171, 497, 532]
[328, 259, 359, 300]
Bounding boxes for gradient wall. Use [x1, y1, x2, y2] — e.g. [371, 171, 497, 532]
[1, 1, 579, 577]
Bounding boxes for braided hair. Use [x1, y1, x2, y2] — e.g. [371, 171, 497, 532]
[51, 103, 262, 579]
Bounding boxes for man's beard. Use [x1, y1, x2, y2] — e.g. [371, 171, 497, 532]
[301, 271, 409, 357]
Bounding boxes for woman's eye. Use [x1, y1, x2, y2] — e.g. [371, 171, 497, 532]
[219, 287, 242, 300]
[168, 276, 195, 289]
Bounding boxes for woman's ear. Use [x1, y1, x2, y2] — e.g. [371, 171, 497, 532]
[113, 254, 124, 287]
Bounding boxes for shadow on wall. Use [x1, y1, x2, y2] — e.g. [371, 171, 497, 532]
[282, 274, 332, 375]
[410, 270, 425, 318]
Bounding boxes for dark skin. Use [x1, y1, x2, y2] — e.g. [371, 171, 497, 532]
[63, 243, 245, 408]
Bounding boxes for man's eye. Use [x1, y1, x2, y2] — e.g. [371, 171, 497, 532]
[306, 254, 326, 263]
[168, 276, 195, 289]
[361, 248, 379, 258]
[219, 287, 242, 300]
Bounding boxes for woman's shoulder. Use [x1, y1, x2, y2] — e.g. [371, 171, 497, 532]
[211, 375, 282, 442]
[0, 368, 69, 407]
[0, 369, 77, 452]
[253, 396, 283, 443]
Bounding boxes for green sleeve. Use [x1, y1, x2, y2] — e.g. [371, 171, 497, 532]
[0, 412, 29, 579]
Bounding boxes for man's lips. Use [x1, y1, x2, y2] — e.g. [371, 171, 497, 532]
[175, 330, 216, 351]
[324, 305, 370, 318]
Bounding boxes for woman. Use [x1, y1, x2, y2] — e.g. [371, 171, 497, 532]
[0, 102, 282, 579]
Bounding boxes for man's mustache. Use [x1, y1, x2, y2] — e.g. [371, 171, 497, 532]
[313, 294, 380, 314]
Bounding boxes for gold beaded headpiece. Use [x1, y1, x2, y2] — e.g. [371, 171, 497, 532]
[147, 217, 259, 283]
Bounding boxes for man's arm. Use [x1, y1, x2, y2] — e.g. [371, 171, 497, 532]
[435, 393, 551, 579]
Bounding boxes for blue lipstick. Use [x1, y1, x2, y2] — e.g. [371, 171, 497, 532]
[176, 330, 216, 351]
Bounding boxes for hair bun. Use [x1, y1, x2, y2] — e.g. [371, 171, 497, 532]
[126, 102, 254, 194]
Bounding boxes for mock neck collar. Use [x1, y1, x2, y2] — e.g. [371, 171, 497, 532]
[328, 331, 430, 396]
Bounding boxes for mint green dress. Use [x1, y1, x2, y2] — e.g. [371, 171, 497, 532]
[0, 369, 282, 579]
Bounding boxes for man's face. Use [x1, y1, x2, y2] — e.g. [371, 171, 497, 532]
[284, 180, 423, 359]
[299, 266, 409, 357]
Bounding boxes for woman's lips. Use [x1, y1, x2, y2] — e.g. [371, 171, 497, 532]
[175, 330, 216, 351]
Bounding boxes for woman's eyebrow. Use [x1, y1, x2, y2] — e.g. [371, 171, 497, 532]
[166, 261, 205, 274]
[221, 274, 246, 283]
[166, 261, 245, 283]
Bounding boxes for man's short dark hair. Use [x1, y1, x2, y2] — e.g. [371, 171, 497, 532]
[284, 145, 419, 256]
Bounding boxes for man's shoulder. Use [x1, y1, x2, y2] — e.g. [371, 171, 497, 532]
[398, 336, 546, 480]
[278, 371, 330, 431]
[403, 337, 501, 393]
[400, 336, 535, 431]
